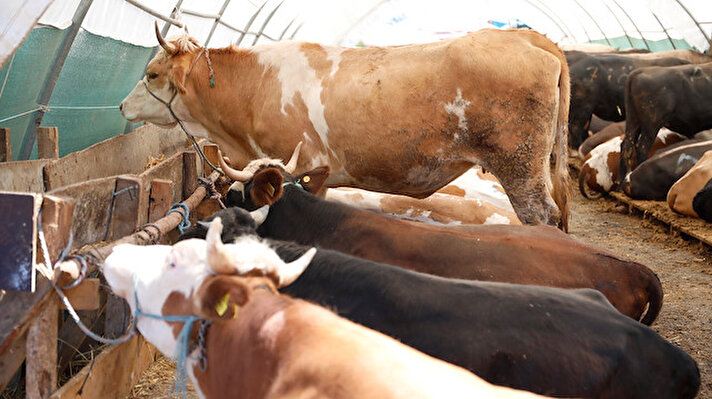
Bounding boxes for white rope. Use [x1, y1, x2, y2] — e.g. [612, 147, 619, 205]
[49, 105, 119, 110]
[0, 106, 48, 124]
[0, 53, 15, 102]
[0, 104, 120, 123]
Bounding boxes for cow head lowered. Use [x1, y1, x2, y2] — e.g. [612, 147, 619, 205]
[119, 23, 203, 129]
[103, 217, 316, 360]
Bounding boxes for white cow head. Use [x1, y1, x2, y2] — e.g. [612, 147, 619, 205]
[102, 216, 316, 359]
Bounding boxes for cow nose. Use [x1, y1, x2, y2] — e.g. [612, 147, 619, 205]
[119, 102, 124, 111]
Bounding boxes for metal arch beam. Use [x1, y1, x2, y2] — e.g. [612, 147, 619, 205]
[235, 2, 267, 46]
[529, 0, 595, 43]
[600, 0, 635, 48]
[252, 0, 285, 46]
[334, 0, 390, 45]
[649, 10, 678, 49]
[607, 0, 650, 50]
[278, 18, 296, 40]
[289, 22, 304, 40]
[570, 0, 613, 47]
[672, 0, 710, 42]
[204, 0, 232, 46]
[519, 0, 579, 42]
[19, 0, 94, 160]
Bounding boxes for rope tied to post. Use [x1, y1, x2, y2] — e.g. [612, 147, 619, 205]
[166, 203, 191, 233]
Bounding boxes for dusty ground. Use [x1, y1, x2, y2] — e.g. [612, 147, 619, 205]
[130, 186, 712, 399]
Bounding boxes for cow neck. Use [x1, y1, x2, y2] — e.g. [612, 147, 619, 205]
[258, 184, 352, 245]
[194, 289, 292, 399]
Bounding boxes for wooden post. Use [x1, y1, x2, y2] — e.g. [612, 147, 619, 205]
[106, 176, 142, 241]
[148, 179, 173, 223]
[26, 297, 58, 399]
[202, 143, 219, 176]
[40, 196, 75, 263]
[0, 127, 10, 162]
[182, 151, 198, 200]
[37, 127, 59, 160]
[0, 330, 26, 392]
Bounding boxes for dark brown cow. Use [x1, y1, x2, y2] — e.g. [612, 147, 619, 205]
[619, 62, 712, 182]
[220, 156, 663, 325]
[565, 51, 689, 149]
[622, 140, 712, 200]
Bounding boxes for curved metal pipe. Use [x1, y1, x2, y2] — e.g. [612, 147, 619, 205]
[570, 0, 613, 47]
[600, 0, 635, 48]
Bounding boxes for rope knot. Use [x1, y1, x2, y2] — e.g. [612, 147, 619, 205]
[166, 203, 191, 233]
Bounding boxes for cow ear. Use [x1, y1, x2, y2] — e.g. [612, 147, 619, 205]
[194, 275, 251, 320]
[251, 168, 284, 207]
[170, 65, 187, 94]
[297, 166, 330, 194]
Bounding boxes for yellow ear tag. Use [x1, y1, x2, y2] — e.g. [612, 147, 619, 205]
[267, 183, 275, 196]
[231, 304, 239, 319]
[302, 175, 311, 183]
[215, 293, 230, 317]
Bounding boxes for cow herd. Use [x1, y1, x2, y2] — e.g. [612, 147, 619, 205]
[104, 26, 709, 398]
[571, 49, 712, 222]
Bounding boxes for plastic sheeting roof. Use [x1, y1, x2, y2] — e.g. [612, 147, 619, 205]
[28, 0, 712, 52]
[0, 0, 710, 161]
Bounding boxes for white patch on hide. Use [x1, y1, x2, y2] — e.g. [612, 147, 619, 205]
[253, 42, 331, 147]
[448, 169, 514, 212]
[259, 310, 286, 349]
[324, 46, 344, 77]
[247, 135, 268, 158]
[586, 136, 621, 192]
[484, 213, 511, 225]
[444, 88, 471, 133]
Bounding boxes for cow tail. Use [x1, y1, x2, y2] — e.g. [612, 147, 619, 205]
[640, 269, 663, 325]
[578, 166, 602, 200]
[553, 49, 571, 232]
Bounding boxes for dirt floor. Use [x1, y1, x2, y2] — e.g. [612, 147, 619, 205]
[129, 186, 712, 399]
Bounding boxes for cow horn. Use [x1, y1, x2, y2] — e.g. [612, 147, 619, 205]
[206, 217, 234, 274]
[277, 247, 316, 287]
[155, 21, 176, 54]
[218, 150, 254, 182]
[249, 205, 269, 227]
[284, 141, 303, 174]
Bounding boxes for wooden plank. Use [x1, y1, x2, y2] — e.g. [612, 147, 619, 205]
[37, 127, 59, 160]
[59, 278, 99, 311]
[26, 296, 58, 399]
[43, 125, 189, 191]
[0, 127, 10, 162]
[609, 191, 712, 247]
[50, 335, 158, 399]
[0, 329, 26, 392]
[0, 159, 51, 192]
[106, 176, 142, 241]
[202, 143, 219, 175]
[46, 177, 116, 250]
[40, 195, 74, 265]
[148, 179, 173, 224]
[183, 151, 198, 200]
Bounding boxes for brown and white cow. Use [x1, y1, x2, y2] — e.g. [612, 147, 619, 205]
[579, 128, 686, 198]
[668, 150, 712, 217]
[325, 167, 520, 225]
[120, 24, 570, 230]
[103, 219, 546, 399]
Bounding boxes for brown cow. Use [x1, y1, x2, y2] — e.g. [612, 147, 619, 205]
[103, 220, 546, 399]
[119, 24, 570, 230]
[668, 150, 712, 217]
[624, 49, 712, 64]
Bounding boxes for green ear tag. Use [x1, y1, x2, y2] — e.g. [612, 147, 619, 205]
[215, 293, 230, 316]
[209, 76, 216, 88]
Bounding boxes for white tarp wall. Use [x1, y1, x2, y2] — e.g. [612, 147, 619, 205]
[0, 0, 53, 69]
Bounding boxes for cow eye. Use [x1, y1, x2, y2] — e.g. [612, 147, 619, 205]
[147, 72, 159, 80]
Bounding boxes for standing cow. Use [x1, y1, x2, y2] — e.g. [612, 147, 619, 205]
[120, 24, 570, 229]
[565, 51, 689, 149]
[619, 62, 712, 182]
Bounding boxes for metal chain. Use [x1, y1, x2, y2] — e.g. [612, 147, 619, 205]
[197, 319, 212, 371]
